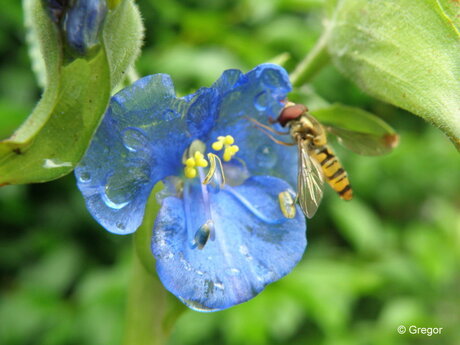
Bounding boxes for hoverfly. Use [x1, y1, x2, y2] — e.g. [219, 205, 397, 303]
[251, 102, 398, 218]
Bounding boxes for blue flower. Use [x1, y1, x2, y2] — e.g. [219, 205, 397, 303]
[75, 64, 307, 311]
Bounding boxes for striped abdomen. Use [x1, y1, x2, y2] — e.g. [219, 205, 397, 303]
[312, 146, 352, 200]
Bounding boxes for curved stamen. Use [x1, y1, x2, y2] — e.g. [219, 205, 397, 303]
[203, 153, 226, 188]
[223, 186, 289, 225]
[198, 167, 216, 241]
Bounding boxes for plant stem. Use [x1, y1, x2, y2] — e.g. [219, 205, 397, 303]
[123, 184, 185, 345]
[123, 248, 169, 345]
[290, 30, 331, 87]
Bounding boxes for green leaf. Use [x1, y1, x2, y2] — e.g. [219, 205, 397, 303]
[326, 0, 460, 150]
[312, 104, 398, 155]
[0, 0, 143, 185]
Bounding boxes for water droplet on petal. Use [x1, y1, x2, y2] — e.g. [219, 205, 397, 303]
[164, 252, 174, 260]
[239, 244, 253, 261]
[116, 222, 126, 231]
[256, 263, 276, 282]
[163, 109, 180, 121]
[256, 145, 277, 169]
[179, 297, 220, 312]
[179, 253, 192, 271]
[225, 267, 241, 276]
[214, 281, 225, 290]
[122, 127, 148, 152]
[254, 91, 268, 111]
[102, 164, 151, 209]
[262, 68, 283, 89]
[77, 171, 91, 183]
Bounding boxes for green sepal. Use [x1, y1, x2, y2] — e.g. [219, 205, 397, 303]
[325, 0, 460, 150]
[0, 0, 143, 185]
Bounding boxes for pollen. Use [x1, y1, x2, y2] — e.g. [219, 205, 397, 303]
[184, 148, 209, 179]
[212, 135, 239, 162]
[194, 151, 208, 168]
[184, 166, 197, 178]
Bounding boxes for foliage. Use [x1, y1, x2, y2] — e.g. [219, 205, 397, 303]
[0, 0, 143, 185]
[0, 0, 459, 344]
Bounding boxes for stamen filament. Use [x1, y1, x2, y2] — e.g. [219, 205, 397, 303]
[203, 153, 226, 188]
[224, 186, 289, 225]
[198, 167, 216, 241]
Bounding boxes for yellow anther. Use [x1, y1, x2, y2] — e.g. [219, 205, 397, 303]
[222, 144, 239, 162]
[223, 150, 232, 162]
[212, 141, 224, 151]
[229, 145, 239, 153]
[185, 157, 196, 168]
[224, 135, 235, 145]
[196, 158, 208, 167]
[192, 152, 205, 167]
[211, 135, 239, 163]
[184, 166, 197, 178]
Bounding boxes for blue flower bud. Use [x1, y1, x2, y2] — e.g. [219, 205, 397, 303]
[63, 0, 108, 55]
[43, 0, 70, 23]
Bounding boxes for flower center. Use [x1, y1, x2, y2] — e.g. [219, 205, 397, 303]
[182, 135, 239, 187]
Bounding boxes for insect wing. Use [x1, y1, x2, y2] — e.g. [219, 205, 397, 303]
[327, 126, 398, 156]
[297, 140, 324, 218]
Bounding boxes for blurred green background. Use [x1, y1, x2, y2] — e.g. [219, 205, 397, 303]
[1, 0, 459, 344]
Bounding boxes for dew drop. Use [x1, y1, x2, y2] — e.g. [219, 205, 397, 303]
[103, 185, 130, 209]
[116, 222, 126, 231]
[262, 68, 282, 89]
[255, 145, 277, 169]
[77, 171, 91, 183]
[225, 267, 241, 276]
[179, 253, 192, 271]
[256, 263, 276, 282]
[254, 91, 268, 111]
[214, 281, 225, 290]
[163, 109, 180, 121]
[239, 245, 253, 261]
[179, 297, 221, 312]
[102, 165, 150, 209]
[122, 127, 148, 152]
[164, 252, 174, 260]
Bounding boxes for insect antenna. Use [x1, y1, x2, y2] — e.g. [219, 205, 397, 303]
[245, 116, 290, 135]
[245, 117, 294, 146]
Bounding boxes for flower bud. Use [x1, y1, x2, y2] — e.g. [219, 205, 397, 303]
[63, 0, 108, 55]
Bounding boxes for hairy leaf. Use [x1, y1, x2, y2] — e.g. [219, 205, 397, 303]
[327, 0, 460, 150]
[0, 0, 143, 185]
[312, 104, 398, 155]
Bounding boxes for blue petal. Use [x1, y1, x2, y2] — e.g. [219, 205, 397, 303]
[152, 176, 307, 311]
[201, 64, 298, 187]
[76, 74, 192, 234]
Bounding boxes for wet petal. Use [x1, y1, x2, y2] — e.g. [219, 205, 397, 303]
[76, 74, 192, 234]
[152, 175, 307, 311]
[205, 64, 298, 187]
